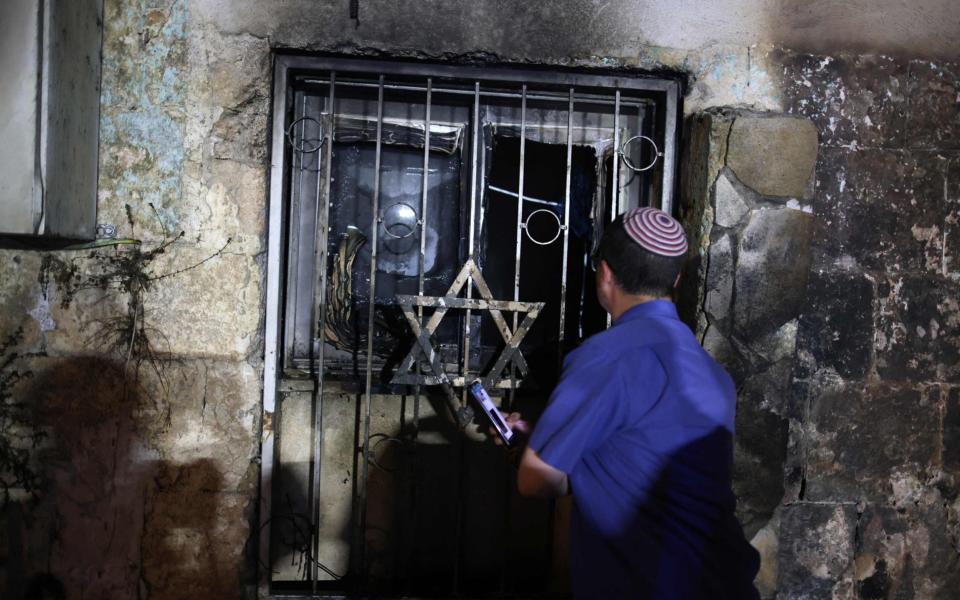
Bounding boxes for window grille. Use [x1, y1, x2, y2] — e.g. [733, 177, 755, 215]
[261, 55, 681, 598]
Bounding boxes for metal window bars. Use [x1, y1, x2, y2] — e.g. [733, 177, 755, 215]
[262, 55, 680, 598]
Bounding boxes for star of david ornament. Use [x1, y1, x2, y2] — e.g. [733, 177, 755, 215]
[391, 259, 543, 396]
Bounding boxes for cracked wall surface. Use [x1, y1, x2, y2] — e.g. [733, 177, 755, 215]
[0, 1, 958, 599]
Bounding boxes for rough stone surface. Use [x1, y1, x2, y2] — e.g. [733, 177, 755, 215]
[778, 503, 857, 600]
[683, 109, 821, 596]
[141, 247, 263, 360]
[750, 511, 780, 599]
[704, 233, 735, 326]
[805, 384, 940, 502]
[777, 51, 909, 149]
[795, 270, 875, 380]
[813, 148, 949, 274]
[906, 61, 960, 150]
[734, 208, 815, 338]
[776, 47, 960, 600]
[734, 395, 789, 538]
[10, 356, 258, 599]
[713, 170, 752, 228]
[946, 387, 960, 476]
[726, 117, 819, 198]
[875, 274, 960, 383]
[855, 499, 960, 599]
[0, 251, 46, 353]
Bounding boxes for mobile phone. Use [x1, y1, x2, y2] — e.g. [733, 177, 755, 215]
[468, 380, 514, 446]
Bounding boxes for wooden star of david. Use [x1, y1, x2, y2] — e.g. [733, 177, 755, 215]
[391, 259, 544, 392]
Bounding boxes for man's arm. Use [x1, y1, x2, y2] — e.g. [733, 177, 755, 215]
[498, 412, 570, 498]
[517, 447, 569, 498]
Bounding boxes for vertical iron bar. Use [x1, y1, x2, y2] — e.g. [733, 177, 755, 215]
[557, 88, 574, 359]
[607, 90, 621, 329]
[612, 90, 622, 219]
[453, 80, 481, 595]
[407, 77, 432, 590]
[462, 82, 481, 403]
[359, 75, 385, 585]
[287, 94, 307, 355]
[309, 74, 335, 592]
[661, 81, 679, 214]
[502, 84, 528, 595]
[510, 85, 527, 405]
[415, 79, 432, 410]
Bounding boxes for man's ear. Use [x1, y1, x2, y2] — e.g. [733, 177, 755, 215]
[598, 260, 615, 286]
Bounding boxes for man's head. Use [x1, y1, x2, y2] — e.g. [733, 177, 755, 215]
[593, 207, 687, 314]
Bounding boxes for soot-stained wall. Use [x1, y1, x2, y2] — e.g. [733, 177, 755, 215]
[0, 1, 958, 599]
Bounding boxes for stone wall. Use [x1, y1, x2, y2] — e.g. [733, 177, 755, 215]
[0, 1, 958, 599]
[677, 110, 819, 596]
[774, 50, 960, 599]
[681, 50, 960, 598]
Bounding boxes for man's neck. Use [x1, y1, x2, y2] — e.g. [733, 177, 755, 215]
[609, 293, 671, 322]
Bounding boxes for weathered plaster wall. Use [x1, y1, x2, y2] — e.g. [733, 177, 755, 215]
[0, 1, 958, 598]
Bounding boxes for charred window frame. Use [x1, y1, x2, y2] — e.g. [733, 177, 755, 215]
[273, 58, 680, 376]
[260, 55, 681, 597]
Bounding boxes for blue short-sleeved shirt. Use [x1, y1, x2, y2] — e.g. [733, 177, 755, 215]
[529, 300, 760, 600]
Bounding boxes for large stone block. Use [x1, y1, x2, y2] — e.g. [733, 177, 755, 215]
[906, 61, 960, 150]
[855, 502, 960, 600]
[795, 270, 874, 380]
[733, 208, 815, 338]
[135, 359, 262, 493]
[875, 274, 960, 383]
[726, 116, 818, 198]
[775, 51, 908, 149]
[713, 169, 753, 228]
[187, 30, 270, 111]
[804, 383, 940, 503]
[778, 503, 857, 599]
[733, 392, 788, 539]
[813, 148, 948, 273]
[704, 233, 735, 325]
[140, 245, 263, 360]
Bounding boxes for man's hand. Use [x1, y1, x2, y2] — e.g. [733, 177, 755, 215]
[490, 411, 530, 446]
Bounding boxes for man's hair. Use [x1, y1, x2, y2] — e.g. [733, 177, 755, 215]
[594, 215, 686, 297]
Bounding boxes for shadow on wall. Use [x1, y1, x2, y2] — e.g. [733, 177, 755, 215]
[4, 356, 239, 600]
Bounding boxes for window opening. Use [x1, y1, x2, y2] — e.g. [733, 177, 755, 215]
[262, 56, 681, 598]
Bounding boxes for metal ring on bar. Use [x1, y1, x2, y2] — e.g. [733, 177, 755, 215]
[285, 116, 323, 153]
[380, 202, 419, 239]
[368, 434, 405, 473]
[619, 135, 662, 172]
[522, 208, 563, 246]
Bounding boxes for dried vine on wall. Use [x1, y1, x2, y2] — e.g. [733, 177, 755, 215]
[38, 205, 230, 387]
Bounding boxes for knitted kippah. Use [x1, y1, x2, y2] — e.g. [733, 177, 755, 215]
[622, 207, 688, 257]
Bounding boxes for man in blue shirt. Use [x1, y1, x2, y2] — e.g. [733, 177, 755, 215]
[507, 208, 760, 599]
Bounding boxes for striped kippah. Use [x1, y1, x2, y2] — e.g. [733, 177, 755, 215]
[622, 207, 688, 257]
